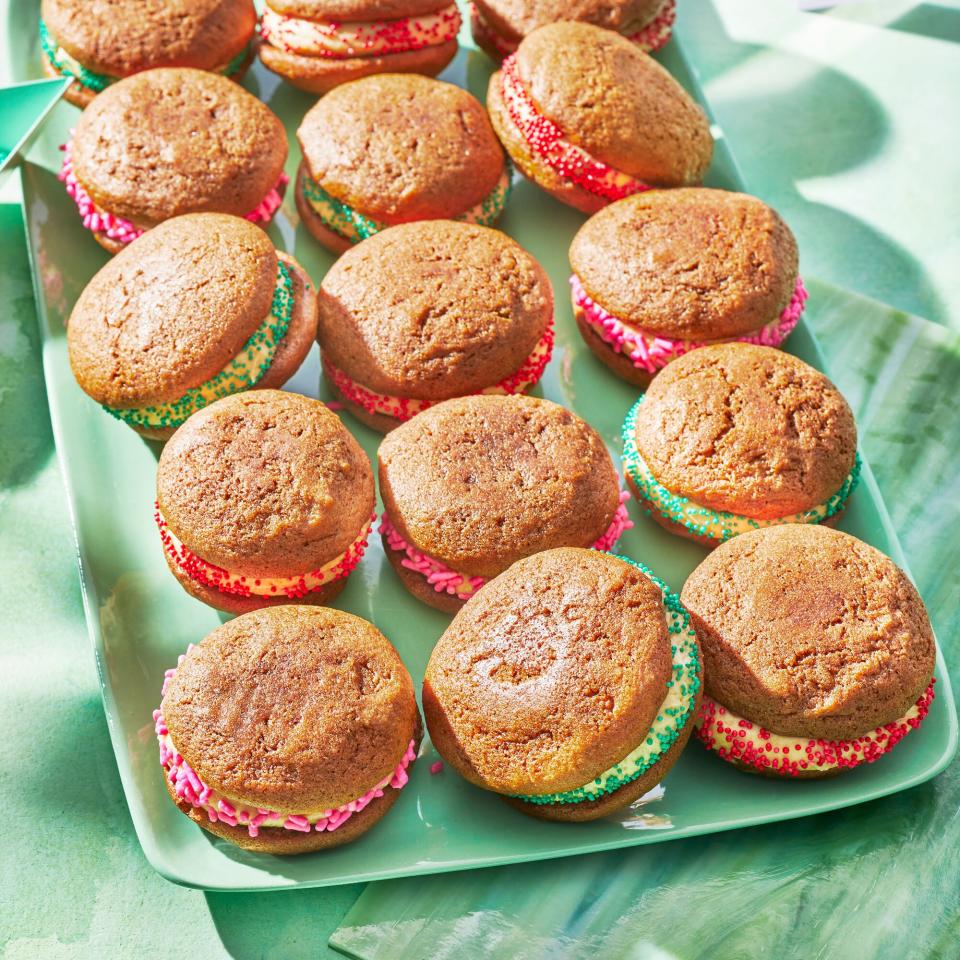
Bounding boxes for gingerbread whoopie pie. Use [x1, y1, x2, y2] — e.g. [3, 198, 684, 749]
[487, 22, 712, 213]
[296, 74, 511, 253]
[154, 605, 421, 853]
[40, 0, 256, 107]
[681, 525, 937, 778]
[570, 189, 807, 385]
[423, 548, 701, 821]
[378, 395, 632, 612]
[471, 0, 675, 62]
[67, 214, 317, 440]
[60, 68, 288, 253]
[260, 0, 460, 94]
[155, 390, 375, 614]
[318, 220, 554, 431]
[621, 343, 861, 546]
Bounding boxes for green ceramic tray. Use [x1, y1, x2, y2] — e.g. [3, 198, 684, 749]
[12, 6, 956, 891]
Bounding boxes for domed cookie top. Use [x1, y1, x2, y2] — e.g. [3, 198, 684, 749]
[622, 343, 859, 539]
[66, 68, 287, 246]
[156, 605, 420, 852]
[66, 214, 317, 438]
[487, 22, 712, 212]
[681, 525, 937, 777]
[318, 220, 554, 429]
[296, 74, 509, 250]
[156, 391, 375, 607]
[423, 548, 702, 819]
[40, 0, 256, 105]
[378, 395, 626, 604]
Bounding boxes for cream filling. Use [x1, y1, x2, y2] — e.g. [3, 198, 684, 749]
[157, 510, 374, 599]
[262, 4, 460, 57]
[695, 682, 935, 774]
[301, 167, 511, 244]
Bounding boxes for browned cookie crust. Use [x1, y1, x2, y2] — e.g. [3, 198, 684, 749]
[71, 68, 286, 228]
[42, 0, 256, 78]
[569, 188, 800, 340]
[259, 39, 457, 95]
[318, 220, 552, 400]
[475, 0, 663, 48]
[423, 549, 675, 812]
[297, 74, 505, 224]
[497, 23, 712, 188]
[161, 606, 420, 851]
[295, 161, 353, 254]
[378, 394, 621, 580]
[157, 390, 375, 579]
[574, 309, 653, 387]
[631, 343, 857, 519]
[680, 525, 936, 741]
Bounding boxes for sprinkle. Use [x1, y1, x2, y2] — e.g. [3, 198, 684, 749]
[261, 5, 460, 59]
[572, 274, 807, 374]
[155, 509, 374, 599]
[695, 680, 936, 775]
[430, 761, 444, 775]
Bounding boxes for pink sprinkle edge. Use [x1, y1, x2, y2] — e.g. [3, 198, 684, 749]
[571, 274, 808, 374]
[59, 136, 289, 245]
[379, 491, 633, 601]
[155, 654, 417, 838]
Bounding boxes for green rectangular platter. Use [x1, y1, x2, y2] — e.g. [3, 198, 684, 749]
[12, 5, 956, 892]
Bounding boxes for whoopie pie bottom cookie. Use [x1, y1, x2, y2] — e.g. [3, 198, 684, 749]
[294, 157, 513, 253]
[153, 606, 422, 853]
[681, 525, 937, 779]
[58, 141, 287, 253]
[423, 549, 702, 821]
[571, 274, 808, 387]
[621, 395, 862, 547]
[258, 2, 460, 95]
[469, 0, 676, 62]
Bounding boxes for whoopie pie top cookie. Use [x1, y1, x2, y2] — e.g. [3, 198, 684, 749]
[156, 390, 375, 614]
[622, 343, 861, 545]
[296, 74, 510, 253]
[487, 22, 712, 213]
[681, 525, 937, 778]
[471, 0, 675, 62]
[570, 188, 806, 385]
[423, 548, 701, 821]
[60, 68, 288, 253]
[154, 605, 421, 853]
[378, 394, 632, 612]
[67, 214, 317, 440]
[259, 0, 460, 95]
[40, 0, 256, 107]
[318, 220, 554, 432]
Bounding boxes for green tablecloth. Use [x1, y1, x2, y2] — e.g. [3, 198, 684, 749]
[2, 3, 957, 958]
